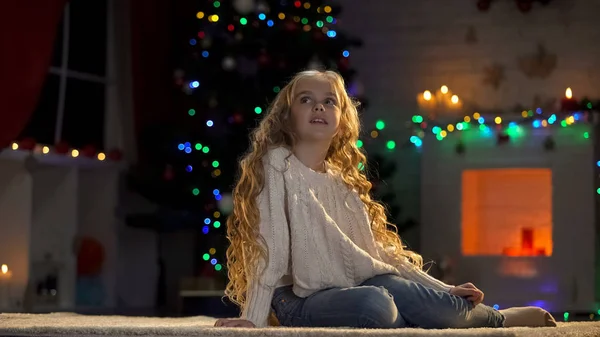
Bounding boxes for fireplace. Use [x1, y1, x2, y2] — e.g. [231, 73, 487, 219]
[461, 168, 553, 257]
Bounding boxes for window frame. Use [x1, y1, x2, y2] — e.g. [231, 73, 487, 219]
[49, 0, 115, 146]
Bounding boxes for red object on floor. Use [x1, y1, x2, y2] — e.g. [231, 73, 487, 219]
[522, 228, 534, 251]
[76, 237, 105, 276]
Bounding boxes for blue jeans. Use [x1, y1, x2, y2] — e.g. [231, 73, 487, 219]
[271, 274, 505, 329]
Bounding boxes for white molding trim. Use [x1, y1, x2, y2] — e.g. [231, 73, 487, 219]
[48, 67, 111, 84]
[105, 0, 136, 163]
[54, 3, 71, 144]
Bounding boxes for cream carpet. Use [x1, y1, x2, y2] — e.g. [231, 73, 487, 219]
[1, 313, 599, 337]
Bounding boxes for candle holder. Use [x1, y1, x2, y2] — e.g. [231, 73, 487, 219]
[30, 257, 63, 308]
[560, 87, 579, 112]
[417, 85, 464, 119]
[0, 264, 13, 309]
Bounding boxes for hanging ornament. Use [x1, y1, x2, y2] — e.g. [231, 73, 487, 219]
[516, 0, 533, 12]
[455, 141, 466, 154]
[477, 0, 491, 11]
[543, 136, 555, 151]
[497, 132, 510, 145]
[233, 0, 256, 14]
[222, 56, 237, 71]
[108, 148, 123, 161]
[81, 145, 97, 158]
[20, 137, 36, 151]
[55, 141, 70, 155]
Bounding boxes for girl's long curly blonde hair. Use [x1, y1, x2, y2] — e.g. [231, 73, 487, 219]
[225, 70, 424, 314]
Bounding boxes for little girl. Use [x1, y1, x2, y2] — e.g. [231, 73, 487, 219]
[215, 70, 556, 329]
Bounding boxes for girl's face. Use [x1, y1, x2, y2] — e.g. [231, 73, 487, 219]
[289, 77, 342, 144]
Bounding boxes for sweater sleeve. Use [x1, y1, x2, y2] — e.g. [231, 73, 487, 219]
[376, 243, 454, 292]
[240, 155, 290, 328]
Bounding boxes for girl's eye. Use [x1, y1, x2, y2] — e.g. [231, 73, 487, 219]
[325, 98, 337, 105]
[300, 97, 311, 103]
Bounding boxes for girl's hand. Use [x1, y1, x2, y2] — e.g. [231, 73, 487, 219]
[449, 282, 484, 306]
[214, 318, 256, 328]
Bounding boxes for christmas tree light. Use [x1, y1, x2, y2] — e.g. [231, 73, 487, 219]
[129, 0, 366, 276]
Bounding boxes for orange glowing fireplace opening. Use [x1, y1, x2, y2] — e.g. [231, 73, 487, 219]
[461, 168, 553, 257]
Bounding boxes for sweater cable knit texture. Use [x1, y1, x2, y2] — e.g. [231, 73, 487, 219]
[241, 147, 453, 327]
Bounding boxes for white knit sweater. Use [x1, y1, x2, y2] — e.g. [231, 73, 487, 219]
[241, 147, 453, 327]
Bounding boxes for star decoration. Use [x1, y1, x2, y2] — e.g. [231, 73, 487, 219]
[482, 63, 505, 90]
[465, 26, 478, 44]
[518, 44, 557, 79]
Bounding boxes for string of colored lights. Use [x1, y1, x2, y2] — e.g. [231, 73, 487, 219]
[8, 142, 112, 161]
[194, 1, 339, 38]
[177, 141, 224, 271]
[405, 109, 591, 148]
[183, 1, 342, 273]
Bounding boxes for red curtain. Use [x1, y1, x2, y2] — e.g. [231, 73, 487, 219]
[130, 0, 174, 137]
[0, 0, 68, 149]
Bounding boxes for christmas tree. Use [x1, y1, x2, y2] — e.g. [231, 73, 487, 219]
[368, 152, 417, 235]
[128, 0, 365, 279]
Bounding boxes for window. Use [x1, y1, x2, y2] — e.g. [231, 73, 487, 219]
[461, 168, 553, 257]
[19, 0, 108, 150]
